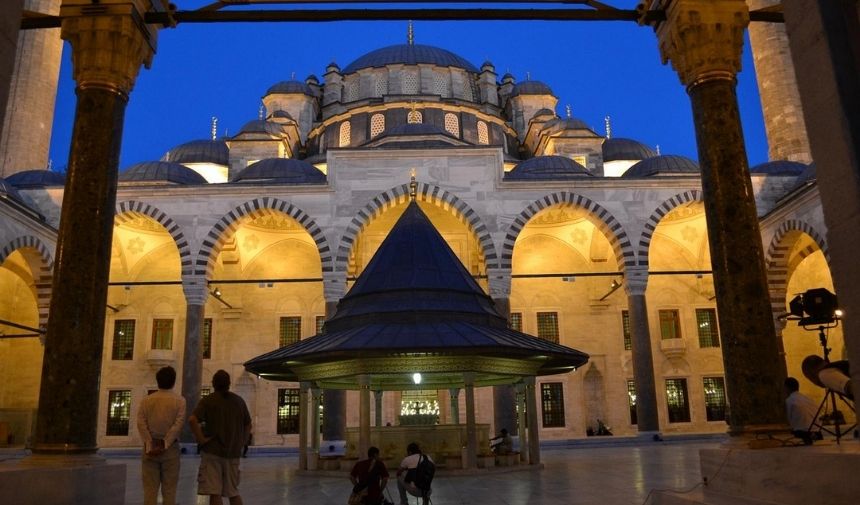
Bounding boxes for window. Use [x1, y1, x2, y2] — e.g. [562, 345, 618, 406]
[339, 121, 351, 147]
[279, 316, 302, 347]
[703, 377, 727, 421]
[433, 74, 450, 97]
[627, 380, 637, 425]
[477, 121, 489, 145]
[106, 390, 131, 436]
[400, 390, 440, 419]
[622, 310, 632, 351]
[444, 113, 459, 137]
[200, 387, 211, 397]
[665, 379, 691, 423]
[658, 309, 682, 340]
[509, 312, 522, 332]
[202, 318, 212, 359]
[315, 315, 326, 335]
[375, 74, 388, 96]
[407, 109, 423, 124]
[344, 81, 359, 102]
[277, 388, 300, 434]
[151, 319, 173, 350]
[111, 319, 135, 360]
[540, 382, 565, 427]
[696, 308, 720, 348]
[536, 312, 559, 343]
[370, 113, 385, 138]
[403, 72, 419, 94]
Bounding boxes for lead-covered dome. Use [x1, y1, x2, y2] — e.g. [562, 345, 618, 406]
[510, 80, 554, 97]
[602, 138, 657, 162]
[121, 161, 208, 184]
[236, 119, 289, 137]
[6, 169, 66, 188]
[506, 155, 593, 180]
[622, 155, 699, 177]
[750, 160, 807, 176]
[342, 44, 479, 74]
[232, 158, 326, 184]
[265, 80, 315, 97]
[0, 177, 25, 202]
[164, 139, 229, 166]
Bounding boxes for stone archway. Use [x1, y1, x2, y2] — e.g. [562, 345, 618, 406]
[636, 190, 704, 267]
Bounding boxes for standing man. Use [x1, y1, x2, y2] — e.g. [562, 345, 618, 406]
[190, 370, 253, 505]
[137, 365, 186, 505]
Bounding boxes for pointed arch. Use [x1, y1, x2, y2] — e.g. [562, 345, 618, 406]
[196, 198, 332, 277]
[636, 190, 704, 267]
[765, 219, 831, 317]
[334, 183, 498, 273]
[116, 201, 194, 277]
[0, 235, 54, 329]
[500, 192, 634, 271]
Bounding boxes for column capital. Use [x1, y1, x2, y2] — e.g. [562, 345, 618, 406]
[486, 267, 512, 298]
[647, 0, 749, 88]
[623, 265, 649, 296]
[182, 275, 210, 306]
[323, 271, 347, 302]
[60, 0, 170, 97]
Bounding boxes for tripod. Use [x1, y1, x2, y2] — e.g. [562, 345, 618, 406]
[807, 325, 856, 444]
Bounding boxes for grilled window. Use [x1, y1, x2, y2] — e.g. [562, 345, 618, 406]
[370, 113, 385, 138]
[696, 308, 720, 348]
[444, 113, 459, 137]
[151, 319, 173, 350]
[658, 309, 682, 340]
[315, 315, 326, 335]
[536, 312, 559, 343]
[540, 382, 565, 427]
[627, 380, 637, 425]
[509, 312, 523, 332]
[279, 316, 302, 347]
[622, 310, 632, 351]
[407, 109, 423, 124]
[106, 390, 131, 436]
[277, 388, 300, 434]
[111, 319, 135, 360]
[202, 318, 212, 359]
[665, 379, 691, 423]
[477, 121, 489, 145]
[339, 121, 351, 147]
[703, 377, 727, 421]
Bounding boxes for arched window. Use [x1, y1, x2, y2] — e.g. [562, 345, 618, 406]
[444, 113, 459, 137]
[477, 121, 489, 145]
[370, 113, 385, 138]
[408, 110, 423, 124]
[339, 121, 351, 147]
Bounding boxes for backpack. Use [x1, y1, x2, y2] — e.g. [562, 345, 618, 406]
[413, 454, 435, 492]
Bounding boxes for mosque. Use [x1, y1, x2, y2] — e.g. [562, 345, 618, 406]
[0, 7, 846, 456]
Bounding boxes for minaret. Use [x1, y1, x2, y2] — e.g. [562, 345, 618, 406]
[746, 0, 812, 163]
[0, 0, 63, 176]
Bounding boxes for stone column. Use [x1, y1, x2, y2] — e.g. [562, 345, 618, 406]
[463, 373, 477, 469]
[374, 390, 383, 427]
[298, 382, 310, 470]
[623, 266, 660, 434]
[31, 0, 162, 457]
[448, 388, 460, 424]
[782, 0, 860, 416]
[488, 268, 518, 434]
[322, 271, 347, 442]
[180, 276, 208, 442]
[310, 386, 322, 468]
[524, 376, 540, 465]
[358, 375, 371, 459]
[515, 382, 528, 464]
[649, 0, 785, 434]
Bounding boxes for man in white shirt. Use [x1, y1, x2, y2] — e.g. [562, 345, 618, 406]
[396, 442, 432, 505]
[784, 377, 818, 445]
[137, 366, 186, 505]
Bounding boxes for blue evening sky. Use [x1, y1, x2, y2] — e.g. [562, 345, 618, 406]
[47, 1, 769, 171]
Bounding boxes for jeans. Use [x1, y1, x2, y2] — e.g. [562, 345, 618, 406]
[142, 443, 181, 505]
[397, 474, 430, 505]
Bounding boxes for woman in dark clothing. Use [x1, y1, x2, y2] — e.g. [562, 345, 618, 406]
[350, 446, 390, 505]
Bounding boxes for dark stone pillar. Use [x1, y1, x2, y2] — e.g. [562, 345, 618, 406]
[489, 270, 517, 434]
[322, 271, 347, 441]
[624, 267, 660, 433]
[179, 278, 207, 442]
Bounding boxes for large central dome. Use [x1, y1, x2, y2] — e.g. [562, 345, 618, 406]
[342, 43, 479, 74]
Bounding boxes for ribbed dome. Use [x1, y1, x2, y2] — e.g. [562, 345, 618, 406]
[236, 119, 288, 137]
[602, 138, 657, 162]
[6, 169, 66, 188]
[265, 80, 315, 96]
[342, 44, 478, 74]
[750, 160, 808, 176]
[232, 158, 326, 184]
[164, 139, 229, 166]
[622, 155, 700, 177]
[120, 161, 208, 185]
[506, 155, 593, 180]
[510, 80, 554, 97]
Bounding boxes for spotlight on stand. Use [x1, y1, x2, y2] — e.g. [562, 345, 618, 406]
[788, 288, 839, 328]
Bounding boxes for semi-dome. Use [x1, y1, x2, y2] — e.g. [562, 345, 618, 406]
[265, 80, 315, 97]
[164, 139, 229, 166]
[342, 43, 479, 74]
[506, 155, 593, 180]
[622, 155, 700, 177]
[232, 158, 326, 184]
[602, 138, 658, 162]
[6, 169, 66, 188]
[509, 80, 554, 97]
[120, 161, 208, 185]
[750, 160, 807, 176]
[236, 119, 288, 137]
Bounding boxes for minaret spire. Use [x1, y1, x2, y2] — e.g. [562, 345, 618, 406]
[604, 115, 612, 139]
[565, 104, 572, 119]
[407, 20, 414, 45]
[259, 103, 264, 120]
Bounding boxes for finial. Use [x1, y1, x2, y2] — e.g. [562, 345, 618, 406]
[526, 71, 531, 81]
[565, 104, 572, 119]
[604, 115, 611, 139]
[291, 71, 296, 80]
[408, 20, 414, 45]
[409, 168, 418, 201]
[258, 104, 264, 120]
[656, 144, 661, 155]
[211, 116, 218, 140]
[47, 159, 52, 170]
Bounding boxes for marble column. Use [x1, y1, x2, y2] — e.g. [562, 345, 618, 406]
[374, 390, 383, 427]
[488, 268, 518, 435]
[524, 376, 540, 465]
[32, 1, 161, 456]
[180, 276, 208, 442]
[515, 382, 528, 463]
[463, 373, 477, 469]
[322, 271, 347, 441]
[358, 375, 371, 458]
[623, 266, 660, 434]
[448, 388, 460, 424]
[298, 382, 310, 470]
[783, 0, 860, 417]
[649, 0, 785, 434]
[310, 386, 322, 467]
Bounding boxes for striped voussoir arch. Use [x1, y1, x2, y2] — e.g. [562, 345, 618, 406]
[636, 190, 703, 267]
[196, 197, 332, 277]
[500, 192, 635, 271]
[334, 182, 498, 273]
[116, 201, 194, 277]
[765, 219, 830, 317]
[0, 235, 54, 330]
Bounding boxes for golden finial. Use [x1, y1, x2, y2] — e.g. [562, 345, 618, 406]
[211, 116, 218, 140]
[604, 115, 611, 139]
[409, 168, 418, 201]
[408, 20, 414, 45]
[565, 104, 572, 119]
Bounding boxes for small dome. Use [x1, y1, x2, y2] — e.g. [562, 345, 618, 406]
[6, 169, 66, 188]
[750, 160, 808, 176]
[510, 80, 554, 97]
[501, 73, 515, 83]
[533, 108, 556, 118]
[326, 61, 340, 73]
[506, 155, 593, 180]
[164, 139, 229, 166]
[120, 161, 207, 185]
[794, 162, 817, 187]
[481, 60, 495, 71]
[543, 117, 594, 132]
[269, 110, 294, 120]
[265, 80, 315, 97]
[306, 74, 320, 85]
[342, 44, 479, 74]
[232, 158, 326, 184]
[236, 119, 288, 137]
[622, 155, 700, 177]
[602, 138, 657, 162]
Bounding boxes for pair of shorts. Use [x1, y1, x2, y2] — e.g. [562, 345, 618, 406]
[197, 451, 241, 497]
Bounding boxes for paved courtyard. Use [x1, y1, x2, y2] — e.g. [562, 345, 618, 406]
[114, 440, 718, 505]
